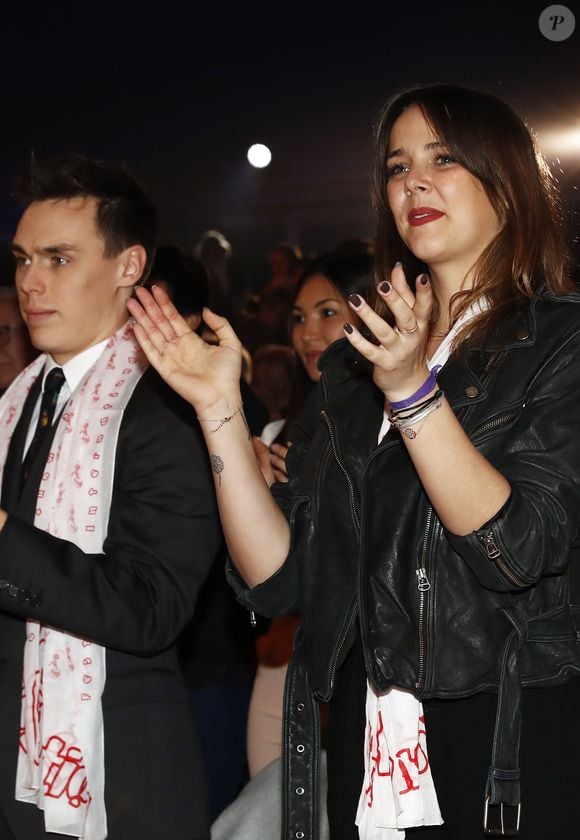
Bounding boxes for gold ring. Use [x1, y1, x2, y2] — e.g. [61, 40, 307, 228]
[397, 322, 418, 335]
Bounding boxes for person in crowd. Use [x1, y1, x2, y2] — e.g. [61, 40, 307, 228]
[128, 82, 580, 840]
[0, 286, 37, 395]
[250, 344, 296, 426]
[193, 229, 247, 327]
[257, 247, 375, 479]
[0, 153, 222, 840]
[262, 241, 304, 298]
[145, 242, 210, 331]
[246, 247, 374, 780]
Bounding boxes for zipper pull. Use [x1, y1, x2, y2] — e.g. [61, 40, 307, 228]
[415, 567, 431, 592]
[482, 531, 501, 561]
[249, 610, 257, 628]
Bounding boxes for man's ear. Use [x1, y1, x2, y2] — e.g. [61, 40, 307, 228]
[117, 245, 148, 289]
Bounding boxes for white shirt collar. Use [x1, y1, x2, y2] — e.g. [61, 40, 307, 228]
[43, 338, 110, 393]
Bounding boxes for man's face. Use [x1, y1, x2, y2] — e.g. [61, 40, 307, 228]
[0, 295, 34, 391]
[12, 197, 134, 364]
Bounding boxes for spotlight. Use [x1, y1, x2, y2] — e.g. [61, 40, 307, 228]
[540, 127, 580, 155]
[247, 143, 272, 168]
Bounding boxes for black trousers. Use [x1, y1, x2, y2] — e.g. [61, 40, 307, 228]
[326, 634, 580, 839]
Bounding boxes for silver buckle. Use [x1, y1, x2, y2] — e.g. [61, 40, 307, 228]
[483, 796, 521, 836]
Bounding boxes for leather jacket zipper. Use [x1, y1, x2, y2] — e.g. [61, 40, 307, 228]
[478, 529, 529, 588]
[470, 411, 530, 588]
[320, 410, 361, 695]
[328, 597, 357, 693]
[470, 413, 515, 440]
[416, 505, 433, 690]
[320, 410, 360, 530]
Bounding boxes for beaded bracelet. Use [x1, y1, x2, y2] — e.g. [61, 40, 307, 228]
[389, 365, 441, 412]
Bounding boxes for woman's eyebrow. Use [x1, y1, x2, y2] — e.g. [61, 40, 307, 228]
[386, 140, 444, 160]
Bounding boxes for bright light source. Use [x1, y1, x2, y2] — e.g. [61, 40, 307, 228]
[539, 127, 580, 155]
[247, 143, 272, 168]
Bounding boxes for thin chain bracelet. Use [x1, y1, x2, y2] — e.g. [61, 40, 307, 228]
[197, 406, 243, 434]
[390, 394, 443, 438]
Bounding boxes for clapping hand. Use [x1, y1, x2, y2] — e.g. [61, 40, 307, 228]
[127, 285, 243, 417]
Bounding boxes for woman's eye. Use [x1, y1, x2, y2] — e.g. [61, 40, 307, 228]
[321, 308, 338, 318]
[386, 162, 408, 178]
[290, 312, 304, 325]
[435, 153, 457, 166]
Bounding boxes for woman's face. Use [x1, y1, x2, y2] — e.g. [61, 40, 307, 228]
[385, 105, 503, 283]
[290, 274, 352, 382]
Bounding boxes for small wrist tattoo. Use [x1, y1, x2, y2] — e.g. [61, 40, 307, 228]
[211, 454, 225, 486]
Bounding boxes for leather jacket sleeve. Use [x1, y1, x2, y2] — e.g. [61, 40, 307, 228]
[226, 384, 323, 617]
[444, 326, 580, 591]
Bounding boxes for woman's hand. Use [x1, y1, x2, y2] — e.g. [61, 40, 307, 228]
[343, 264, 434, 404]
[127, 285, 243, 417]
[269, 442, 289, 483]
[251, 438, 290, 486]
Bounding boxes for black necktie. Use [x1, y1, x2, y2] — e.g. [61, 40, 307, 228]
[21, 367, 66, 490]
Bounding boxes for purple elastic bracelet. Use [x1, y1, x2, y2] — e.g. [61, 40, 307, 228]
[389, 365, 441, 411]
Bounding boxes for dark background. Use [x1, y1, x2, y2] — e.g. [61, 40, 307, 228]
[1, 1, 579, 286]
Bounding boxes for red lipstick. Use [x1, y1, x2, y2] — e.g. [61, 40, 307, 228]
[408, 207, 444, 227]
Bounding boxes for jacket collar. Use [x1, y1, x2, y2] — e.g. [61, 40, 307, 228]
[319, 292, 579, 414]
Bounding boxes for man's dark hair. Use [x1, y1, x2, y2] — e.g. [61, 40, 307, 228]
[13, 152, 158, 281]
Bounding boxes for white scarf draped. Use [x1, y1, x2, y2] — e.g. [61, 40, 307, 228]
[357, 302, 486, 838]
[0, 321, 147, 839]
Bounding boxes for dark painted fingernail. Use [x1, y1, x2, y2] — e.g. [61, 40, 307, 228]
[379, 281, 391, 294]
[343, 323, 354, 334]
[420, 274, 430, 286]
[348, 293, 362, 307]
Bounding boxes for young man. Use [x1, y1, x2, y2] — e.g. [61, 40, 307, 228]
[0, 154, 222, 840]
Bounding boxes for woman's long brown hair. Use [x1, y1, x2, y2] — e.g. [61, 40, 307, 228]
[371, 83, 573, 348]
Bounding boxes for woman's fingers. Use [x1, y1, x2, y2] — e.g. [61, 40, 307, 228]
[133, 285, 190, 344]
[376, 272, 433, 335]
[411, 273, 433, 323]
[201, 307, 242, 352]
[272, 467, 289, 484]
[389, 262, 415, 309]
[342, 319, 388, 366]
[344, 270, 433, 367]
[269, 446, 288, 473]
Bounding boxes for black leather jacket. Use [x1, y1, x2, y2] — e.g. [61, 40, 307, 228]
[229, 291, 580, 837]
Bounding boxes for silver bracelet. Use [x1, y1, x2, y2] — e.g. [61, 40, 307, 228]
[389, 394, 443, 437]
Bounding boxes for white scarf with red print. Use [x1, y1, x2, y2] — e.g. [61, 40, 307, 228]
[0, 321, 146, 840]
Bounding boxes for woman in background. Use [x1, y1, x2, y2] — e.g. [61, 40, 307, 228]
[247, 247, 374, 779]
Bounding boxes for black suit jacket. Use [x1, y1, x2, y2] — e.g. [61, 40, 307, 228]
[0, 365, 222, 840]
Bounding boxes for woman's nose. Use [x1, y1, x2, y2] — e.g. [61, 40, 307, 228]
[404, 163, 431, 196]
